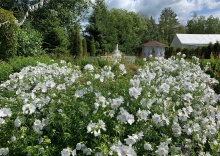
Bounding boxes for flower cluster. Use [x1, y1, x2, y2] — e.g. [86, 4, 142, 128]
[0, 56, 220, 155]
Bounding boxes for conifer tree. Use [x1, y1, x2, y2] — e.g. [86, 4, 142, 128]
[82, 38, 87, 56]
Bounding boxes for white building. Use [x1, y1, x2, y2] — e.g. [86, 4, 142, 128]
[142, 41, 167, 59]
[171, 34, 220, 49]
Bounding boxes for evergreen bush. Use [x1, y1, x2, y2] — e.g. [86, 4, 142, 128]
[0, 8, 19, 60]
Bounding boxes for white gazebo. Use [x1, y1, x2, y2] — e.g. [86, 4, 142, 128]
[142, 41, 168, 59]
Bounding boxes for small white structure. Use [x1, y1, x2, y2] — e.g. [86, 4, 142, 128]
[142, 41, 167, 59]
[171, 34, 220, 49]
[111, 44, 123, 62]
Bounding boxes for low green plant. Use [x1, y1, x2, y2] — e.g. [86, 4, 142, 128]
[0, 61, 13, 82]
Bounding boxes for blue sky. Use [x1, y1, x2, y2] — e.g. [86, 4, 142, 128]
[101, 0, 220, 24]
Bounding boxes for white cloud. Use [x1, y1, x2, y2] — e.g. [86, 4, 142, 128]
[104, 0, 220, 24]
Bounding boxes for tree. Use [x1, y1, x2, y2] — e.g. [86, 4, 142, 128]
[85, 0, 108, 54]
[213, 41, 220, 57]
[158, 7, 179, 44]
[144, 16, 160, 41]
[82, 38, 87, 56]
[186, 14, 220, 34]
[69, 27, 82, 58]
[0, 0, 30, 20]
[86, 7, 147, 55]
[90, 38, 96, 56]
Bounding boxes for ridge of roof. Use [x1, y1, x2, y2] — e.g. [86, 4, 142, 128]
[142, 41, 168, 47]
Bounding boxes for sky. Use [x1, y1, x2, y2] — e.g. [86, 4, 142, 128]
[101, 0, 220, 24]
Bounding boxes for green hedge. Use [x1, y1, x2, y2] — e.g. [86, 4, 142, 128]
[0, 8, 19, 60]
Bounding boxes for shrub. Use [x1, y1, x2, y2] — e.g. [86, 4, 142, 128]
[0, 8, 19, 60]
[17, 29, 45, 57]
[0, 61, 13, 82]
[0, 56, 220, 155]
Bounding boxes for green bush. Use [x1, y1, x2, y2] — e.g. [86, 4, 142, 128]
[0, 61, 13, 82]
[97, 58, 110, 68]
[0, 8, 19, 60]
[8, 55, 57, 73]
[17, 29, 45, 57]
[9, 56, 38, 72]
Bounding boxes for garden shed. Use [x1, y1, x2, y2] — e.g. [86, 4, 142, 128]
[171, 34, 220, 49]
[142, 41, 167, 59]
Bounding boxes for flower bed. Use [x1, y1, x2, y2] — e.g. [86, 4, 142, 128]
[0, 55, 220, 155]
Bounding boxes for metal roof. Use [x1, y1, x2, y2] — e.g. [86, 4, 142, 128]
[175, 34, 220, 45]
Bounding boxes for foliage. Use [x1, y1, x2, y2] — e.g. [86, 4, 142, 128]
[0, 0, 30, 20]
[69, 27, 83, 58]
[187, 14, 220, 34]
[158, 7, 180, 44]
[0, 61, 13, 82]
[143, 16, 160, 42]
[90, 38, 97, 56]
[86, 1, 147, 55]
[40, 19, 69, 53]
[165, 46, 175, 58]
[82, 38, 88, 56]
[0, 56, 220, 155]
[0, 8, 19, 60]
[17, 29, 45, 57]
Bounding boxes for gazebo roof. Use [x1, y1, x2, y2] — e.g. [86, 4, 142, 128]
[142, 41, 168, 47]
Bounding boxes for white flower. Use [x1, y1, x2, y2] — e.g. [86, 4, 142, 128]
[84, 64, 94, 72]
[124, 135, 138, 146]
[72, 149, 76, 156]
[155, 143, 169, 156]
[57, 84, 66, 91]
[75, 88, 87, 98]
[76, 143, 81, 150]
[111, 142, 137, 156]
[119, 64, 126, 74]
[11, 136, 16, 142]
[144, 142, 153, 150]
[94, 74, 100, 79]
[0, 118, 5, 124]
[152, 114, 162, 125]
[136, 109, 150, 121]
[14, 117, 21, 127]
[0, 147, 9, 156]
[117, 108, 135, 125]
[61, 148, 71, 156]
[33, 119, 43, 134]
[0, 108, 12, 117]
[22, 104, 36, 114]
[129, 87, 142, 99]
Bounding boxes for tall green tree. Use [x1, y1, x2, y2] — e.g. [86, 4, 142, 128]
[90, 37, 96, 56]
[158, 7, 179, 44]
[85, 0, 108, 54]
[82, 38, 87, 56]
[186, 14, 220, 34]
[144, 16, 160, 41]
[69, 27, 83, 57]
[86, 7, 147, 55]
